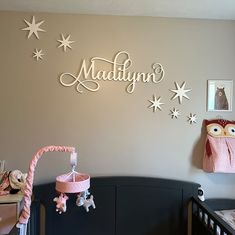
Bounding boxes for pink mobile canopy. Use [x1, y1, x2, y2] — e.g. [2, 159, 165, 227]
[56, 173, 90, 193]
[18, 145, 90, 226]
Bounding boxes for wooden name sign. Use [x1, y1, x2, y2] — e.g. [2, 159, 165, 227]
[59, 51, 165, 94]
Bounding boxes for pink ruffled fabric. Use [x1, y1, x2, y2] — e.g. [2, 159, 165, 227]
[203, 136, 235, 173]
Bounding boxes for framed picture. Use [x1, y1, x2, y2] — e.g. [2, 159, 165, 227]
[207, 80, 233, 112]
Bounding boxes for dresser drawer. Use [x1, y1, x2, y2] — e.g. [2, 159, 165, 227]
[0, 203, 18, 234]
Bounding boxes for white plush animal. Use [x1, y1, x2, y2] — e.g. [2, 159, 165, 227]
[83, 195, 96, 212]
[76, 190, 96, 212]
[76, 190, 90, 206]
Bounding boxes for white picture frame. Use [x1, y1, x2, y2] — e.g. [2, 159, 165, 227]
[207, 80, 233, 112]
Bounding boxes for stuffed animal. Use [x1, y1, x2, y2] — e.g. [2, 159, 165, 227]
[76, 190, 90, 206]
[76, 190, 95, 212]
[203, 119, 235, 173]
[53, 193, 69, 214]
[0, 170, 27, 196]
[82, 195, 96, 212]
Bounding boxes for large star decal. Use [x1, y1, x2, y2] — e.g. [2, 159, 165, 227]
[170, 81, 191, 104]
[22, 16, 45, 39]
[57, 34, 75, 52]
[148, 96, 164, 112]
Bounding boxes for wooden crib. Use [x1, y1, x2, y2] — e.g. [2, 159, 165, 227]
[26, 176, 199, 235]
[192, 197, 235, 235]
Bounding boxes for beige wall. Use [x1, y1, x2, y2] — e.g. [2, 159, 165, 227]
[1, 11, 235, 198]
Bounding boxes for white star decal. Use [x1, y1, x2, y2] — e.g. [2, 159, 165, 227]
[169, 108, 180, 119]
[33, 49, 44, 61]
[22, 16, 45, 39]
[148, 96, 164, 112]
[170, 81, 191, 104]
[57, 34, 75, 52]
[188, 113, 197, 124]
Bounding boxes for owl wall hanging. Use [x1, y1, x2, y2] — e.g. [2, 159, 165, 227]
[203, 119, 235, 173]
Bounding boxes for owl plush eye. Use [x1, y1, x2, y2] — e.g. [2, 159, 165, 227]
[207, 124, 223, 137]
[225, 124, 235, 137]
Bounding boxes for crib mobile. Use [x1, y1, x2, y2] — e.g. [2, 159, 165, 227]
[16, 145, 95, 235]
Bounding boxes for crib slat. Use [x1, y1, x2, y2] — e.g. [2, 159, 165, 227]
[192, 197, 235, 235]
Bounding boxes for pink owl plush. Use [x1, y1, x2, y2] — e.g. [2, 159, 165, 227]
[203, 119, 235, 173]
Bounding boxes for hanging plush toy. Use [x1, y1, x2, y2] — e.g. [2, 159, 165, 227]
[203, 119, 235, 173]
[0, 170, 27, 195]
[76, 190, 96, 212]
[53, 193, 69, 214]
[53, 151, 95, 213]
[17, 145, 95, 235]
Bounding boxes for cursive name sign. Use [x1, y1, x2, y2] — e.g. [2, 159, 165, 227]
[59, 51, 165, 94]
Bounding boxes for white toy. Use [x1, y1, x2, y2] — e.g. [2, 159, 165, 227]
[76, 190, 89, 206]
[83, 195, 96, 212]
[76, 190, 96, 212]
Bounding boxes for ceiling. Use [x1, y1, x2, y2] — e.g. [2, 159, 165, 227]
[1, 0, 235, 20]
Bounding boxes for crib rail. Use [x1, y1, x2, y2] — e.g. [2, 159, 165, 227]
[192, 197, 235, 235]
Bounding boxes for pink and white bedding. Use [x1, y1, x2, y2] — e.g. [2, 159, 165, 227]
[215, 209, 235, 230]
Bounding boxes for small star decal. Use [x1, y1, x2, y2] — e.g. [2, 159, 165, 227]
[57, 34, 75, 52]
[33, 49, 44, 61]
[169, 108, 180, 119]
[188, 113, 197, 124]
[22, 16, 45, 39]
[148, 96, 164, 112]
[170, 81, 191, 104]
